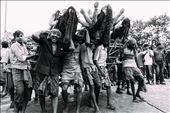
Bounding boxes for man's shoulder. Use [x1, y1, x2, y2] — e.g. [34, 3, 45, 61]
[10, 42, 18, 49]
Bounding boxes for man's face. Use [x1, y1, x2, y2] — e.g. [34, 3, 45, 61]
[26, 42, 32, 50]
[16, 33, 24, 44]
[50, 31, 60, 43]
[128, 43, 136, 50]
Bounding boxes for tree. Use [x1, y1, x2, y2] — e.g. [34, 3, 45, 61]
[129, 13, 170, 47]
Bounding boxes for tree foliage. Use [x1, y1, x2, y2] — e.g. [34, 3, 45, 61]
[129, 13, 170, 47]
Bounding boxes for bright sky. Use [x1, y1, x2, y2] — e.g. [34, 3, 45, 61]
[1, 1, 170, 38]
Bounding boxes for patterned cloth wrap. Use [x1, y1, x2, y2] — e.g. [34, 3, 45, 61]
[35, 73, 59, 97]
[61, 47, 84, 87]
[99, 66, 112, 89]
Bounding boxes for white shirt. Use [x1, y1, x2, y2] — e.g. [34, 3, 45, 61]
[0, 48, 10, 63]
[143, 49, 153, 65]
[94, 45, 107, 67]
[10, 42, 29, 70]
[80, 43, 95, 68]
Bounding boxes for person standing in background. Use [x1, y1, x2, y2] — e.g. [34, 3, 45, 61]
[10, 30, 33, 113]
[153, 43, 166, 85]
[143, 44, 154, 84]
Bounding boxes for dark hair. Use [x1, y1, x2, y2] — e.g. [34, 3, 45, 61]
[143, 43, 149, 48]
[54, 6, 78, 44]
[156, 43, 161, 47]
[100, 5, 113, 47]
[2, 41, 9, 48]
[88, 5, 113, 47]
[111, 18, 131, 43]
[13, 30, 24, 38]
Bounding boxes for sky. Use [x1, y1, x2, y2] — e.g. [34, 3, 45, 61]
[1, 1, 170, 38]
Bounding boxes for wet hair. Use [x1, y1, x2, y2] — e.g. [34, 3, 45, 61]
[100, 5, 113, 47]
[88, 5, 113, 47]
[54, 6, 78, 43]
[13, 30, 24, 38]
[143, 43, 149, 48]
[111, 18, 131, 43]
[1, 41, 9, 48]
[156, 43, 161, 47]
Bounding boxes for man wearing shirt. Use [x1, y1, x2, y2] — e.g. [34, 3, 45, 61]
[10, 30, 32, 113]
[80, 29, 101, 113]
[122, 38, 146, 102]
[94, 39, 115, 110]
[32, 29, 64, 113]
[143, 44, 154, 84]
[0, 41, 9, 97]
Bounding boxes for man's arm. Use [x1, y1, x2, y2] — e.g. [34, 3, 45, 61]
[93, 46, 105, 77]
[112, 8, 125, 26]
[80, 9, 93, 25]
[32, 30, 49, 43]
[133, 48, 140, 68]
[10, 45, 28, 62]
[92, 2, 99, 23]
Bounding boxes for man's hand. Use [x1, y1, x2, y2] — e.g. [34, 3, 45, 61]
[119, 8, 125, 15]
[80, 9, 85, 15]
[94, 2, 99, 9]
[3, 66, 8, 72]
[100, 71, 105, 77]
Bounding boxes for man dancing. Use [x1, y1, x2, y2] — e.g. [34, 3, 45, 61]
[61, 36, 84, 113]
[32, 29, 63, 113]
[121, 38, 146, 102]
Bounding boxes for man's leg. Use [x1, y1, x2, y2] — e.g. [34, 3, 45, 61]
[146, 66, 150, 84]
[39, 95, 46, 113]
[7, 72, 15, 108]
[12, 69, 25, 113]
[126, 80, 132, 95]
[116, 64, 123, 94]
[106, 86, 115, 110]
[116, 80, 123, 94]
[85, 68, 101, 113]
[61, 84, 69, 113]
[168, 63, 170, 78]
[155, 64, 160, 84]
[135, 76, 145, 101]
[21, 83, 32, 113]
[130, 79, 137, 102]
[148, 65, 153, 84]
[75, 86, 83, 113]
[51, 96, 58, 113]
[94, 81, 100, 103]
[14, 81, 24, 113]
[89, 84, 101, 113]
[134, 67, 146, 101]
[160, 63, 166, 84]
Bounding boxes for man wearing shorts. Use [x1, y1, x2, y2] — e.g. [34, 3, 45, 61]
[32, 29, 63, 113]
[80, 29, 101, 113]
[61, 38, 84, 113]
[122, 38, 146, 102]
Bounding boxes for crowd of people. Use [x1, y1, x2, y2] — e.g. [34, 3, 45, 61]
[0, 2, 170, 113]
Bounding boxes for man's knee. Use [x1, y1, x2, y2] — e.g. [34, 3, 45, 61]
[62, 84, 69, 92]
[16, 84, 24, 95]
[76, 87, 82, 93]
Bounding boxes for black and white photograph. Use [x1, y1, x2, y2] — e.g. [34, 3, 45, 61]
[0, 0, 170, 113]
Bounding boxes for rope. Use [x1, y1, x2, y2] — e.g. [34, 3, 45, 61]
[143, 99, 167, 113]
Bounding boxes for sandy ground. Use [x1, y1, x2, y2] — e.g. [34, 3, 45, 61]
[1, 79, 170, 113]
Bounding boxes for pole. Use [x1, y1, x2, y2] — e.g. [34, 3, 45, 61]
[4, 0, 7, 32]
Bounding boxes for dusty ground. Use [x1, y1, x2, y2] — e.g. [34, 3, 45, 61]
[1, 79, 170, 113]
